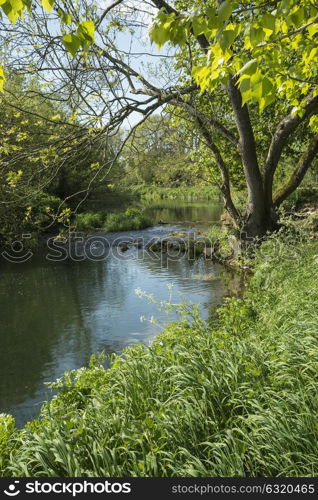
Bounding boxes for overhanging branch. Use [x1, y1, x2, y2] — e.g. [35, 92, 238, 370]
[264, 94, 318, 203]
[273, 135, 318, 207]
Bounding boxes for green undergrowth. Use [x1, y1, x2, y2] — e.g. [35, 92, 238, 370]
[132, 185, 221, 201]
[103, 208, 152, 232]
[1, 234, 318, 477]
[75, 208, 152, 232]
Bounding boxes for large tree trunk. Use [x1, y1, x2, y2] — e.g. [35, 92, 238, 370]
[227, 78, 272, 238]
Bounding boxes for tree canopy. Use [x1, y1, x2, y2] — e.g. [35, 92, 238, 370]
[1, 0, 318, 237]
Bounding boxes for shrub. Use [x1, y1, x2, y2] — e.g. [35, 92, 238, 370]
[75, 211, 105, 231]
[104, 208, 152, 232]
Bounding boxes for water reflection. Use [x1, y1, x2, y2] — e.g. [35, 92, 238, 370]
[0, 202, 227, 426]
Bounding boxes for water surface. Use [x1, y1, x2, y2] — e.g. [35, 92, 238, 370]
[0, 201, 227, 426]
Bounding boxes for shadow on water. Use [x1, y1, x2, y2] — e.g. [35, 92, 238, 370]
[0, 201, 238, 426]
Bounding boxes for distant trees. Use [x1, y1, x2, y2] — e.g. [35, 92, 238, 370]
[124, 115, 199, 187]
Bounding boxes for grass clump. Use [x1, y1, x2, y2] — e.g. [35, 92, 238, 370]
[75, 208, 153, 232]
[75, 211, 105, 231]
[103, 208, 152, 232]
[1, 235, 318, 477]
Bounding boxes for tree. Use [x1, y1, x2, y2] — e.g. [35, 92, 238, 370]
[0, 74, 123, 243]
[124, 115, 198, 186]
[1, 0, 318, 237]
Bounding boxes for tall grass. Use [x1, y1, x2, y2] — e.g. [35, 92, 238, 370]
[103, 208, 152, 232]
[1, 235, 318, 477]
[75, 208, 152, 232]
[75, 211, 105, 230]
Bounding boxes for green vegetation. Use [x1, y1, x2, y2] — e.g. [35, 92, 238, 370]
[103, 208, 152, 232]
[2, 1, 318, 240]
[1, 0, 318, 481]
[75, 211, 105, 231]
[1, 234, 317, 477]
[133, 185, 220, 201]
[74, 208, 152, 233]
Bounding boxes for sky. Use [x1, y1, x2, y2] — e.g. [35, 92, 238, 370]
[99, 0, 176, 128]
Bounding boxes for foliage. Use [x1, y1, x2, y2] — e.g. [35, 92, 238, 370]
[1, 1, 318, 237]
[103, 208, 152, 232]
[124, 115, 199, 187]
[75, 211, 105, 231]
[0, 0, 95, 84]
[1, 236, 318, 476]
[151, 0, 318, 115]
[133, 185, 220, 201]
[0, 75, 123, 245]
[0, 414, 17, 475]
[208, 224, 233, 257]
[281, 186, 318, 211]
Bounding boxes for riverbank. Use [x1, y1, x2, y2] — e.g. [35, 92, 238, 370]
[1, 232, 317, 476]
[74, 186, 221, 232]
[131, 185, 221, 201]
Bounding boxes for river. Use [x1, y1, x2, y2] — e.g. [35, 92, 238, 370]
[0, 201, 231, 427]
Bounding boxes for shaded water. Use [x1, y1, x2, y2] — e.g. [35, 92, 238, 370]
[0, 202, 228, 427]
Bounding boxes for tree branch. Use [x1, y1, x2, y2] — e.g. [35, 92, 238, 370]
[273, 135, 318, 207]
[96, 0, 125, 28]
[169, 98, 239, 147]
[195, 116, 240, 223]
[132, 87, 239, 146]
[264, 94, 318, 204]
[150, 0, 178, 15]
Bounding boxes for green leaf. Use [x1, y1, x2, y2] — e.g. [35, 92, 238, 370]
[62, 33, 81, 57]
[262, 76, 274, 95]
[237, 59, 258, 77]
[217, 0, 235, 23]
[239, 77, 252, 106]
[10, 0, 24, 11]
[206, 7, 219, 29]
[149, 22, 171, 49]
[259, 92, 275, 112]
[41, 0, 54, 13]
[250, 26, 265, 47]
[261, 13, 276, 33]
[192, 16, 208, 37]
[289, 7, 304, 28]
[58, 8, 72, 25]
[308, 23, 318, 40]
[77, 20, 95, 43]
[219, 28, 236, 52]
[1, 0, 22, 23]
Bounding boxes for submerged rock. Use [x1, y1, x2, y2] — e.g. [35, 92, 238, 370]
[119, 243, 129, 252]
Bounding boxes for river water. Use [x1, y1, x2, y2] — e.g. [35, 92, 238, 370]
[0, 201, 230, 427]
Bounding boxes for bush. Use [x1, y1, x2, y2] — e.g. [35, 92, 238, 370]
[75, 211, 105, 231]
[1, 236, 318, 477]
[103, 208, 152, 232]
